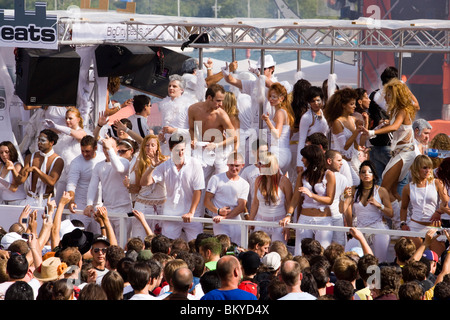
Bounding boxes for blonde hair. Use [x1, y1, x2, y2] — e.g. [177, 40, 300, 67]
[66, 107, 83, 129]
[384, 79, 417, 121]
[223, 92, 239, 120]
[257, 152, 281, 206]
[135, 135, 167, 180]
[410, 154, 434, 184]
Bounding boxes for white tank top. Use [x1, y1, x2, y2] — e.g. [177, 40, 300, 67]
[256, 186, 286, 220]
[301, 171, 329, 211]
[409, 180, 438, 222]
[353, 186, 384, 227]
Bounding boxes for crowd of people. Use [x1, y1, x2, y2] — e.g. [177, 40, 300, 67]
[0, 56, 450, 301]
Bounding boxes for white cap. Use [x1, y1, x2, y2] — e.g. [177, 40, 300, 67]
[1, 232, 25, 250]
[262, 251, 282, 270]
[256, 55, 276, 68]
[59, 219, 76, 239]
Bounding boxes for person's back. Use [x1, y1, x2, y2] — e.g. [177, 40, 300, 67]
[200, 287, 257, 300]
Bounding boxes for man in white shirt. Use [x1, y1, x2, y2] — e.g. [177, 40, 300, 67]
[66, 135, 105, 234]
[412, 118, 432, 155]
[128, 261, 161, 300]
[127, 94, 152, 139]
[325, 150, 352, 247]
[204, 152, 249, 246]
[140, 134, 205, 241]
[84, 137, 132, 237]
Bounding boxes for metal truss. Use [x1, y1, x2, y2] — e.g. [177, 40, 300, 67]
[58, 16, 450, 53]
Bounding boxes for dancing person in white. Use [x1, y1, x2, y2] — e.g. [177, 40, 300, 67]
[140, 134, 205, 241]
[66, 135, 105, 234]
[204, 152, 249, 246]
[0, 141, 26, 205]
[249, 152, 292, 244]
[84, 137, 132, 237]
[342, 160, 393, 263]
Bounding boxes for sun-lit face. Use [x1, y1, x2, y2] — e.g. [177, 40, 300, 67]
[343, 99, 356, 115]
[207, 91, 225, 110]
[145, 138, 159, 158]
[66, 111, 80, 129]
[418, 165, 432, 180]
[329, 153, 343, 172]
[81, 145, 96, 161]
[359, 165, 374, 182]
[309, 96, 323, 113]
[359, 92, 371, 110]
[168, 80, 184, 99]
[268, 90, 284, 108]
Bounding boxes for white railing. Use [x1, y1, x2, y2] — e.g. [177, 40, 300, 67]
[0, 204, 428, 248]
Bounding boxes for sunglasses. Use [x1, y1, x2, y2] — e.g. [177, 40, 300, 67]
[117, 149, 130, 154]
[93, 248, 107, 254]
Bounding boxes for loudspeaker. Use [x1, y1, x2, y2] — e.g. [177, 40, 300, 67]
[15, 46, 81, 106]
[95, 45, 156, 77]
[121, 47, 191, 98]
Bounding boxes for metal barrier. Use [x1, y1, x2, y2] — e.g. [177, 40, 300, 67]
[0, 204, 428, 249]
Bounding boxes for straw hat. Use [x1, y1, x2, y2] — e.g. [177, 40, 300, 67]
[33, 257, 69, 282]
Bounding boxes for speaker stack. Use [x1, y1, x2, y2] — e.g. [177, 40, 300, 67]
[15, 46, 81, 106]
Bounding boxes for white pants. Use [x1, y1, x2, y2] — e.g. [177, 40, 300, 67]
[331, 216, 347, 247]
[255, 214, 287, 244]
[131, 202, 164, 240]
[162, 219, 203, 242]
[212, 215, 242, 247]
[295, 215, 333, 256]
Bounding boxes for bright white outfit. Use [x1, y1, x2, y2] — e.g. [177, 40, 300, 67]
[254, 185, 287, 243]
[127, 114, 151, 139]
[86, 149, 132, 236]
[131, 163, 167, 240]
[331, 120, 360, 186]
[66, 152, 106, 234]
[330, 171, 351, 246]
[381, 114, 417, 182]
[151, 156, 205, 241]
[349, 186, 390, 263]
[158, 94, 194, 156]
[294, 170, 334, 256]
[269, 109, 291, 174]
[239, 164, 260, 212]
[0, 162, 26, 205]
[206, 172, 249, 246]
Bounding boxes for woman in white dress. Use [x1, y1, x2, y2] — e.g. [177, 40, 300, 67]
[249, 152, 292, 243]
[0, 141, 26, 205]
[400, 155, 449, 256]
[45, 107, 87, 202]
[324, 88, 361, 186]
[261, 83, 295, 175]
[127, 134, 168, 239]
[342, 160, 393, 263]
[359, 79, 420, 229]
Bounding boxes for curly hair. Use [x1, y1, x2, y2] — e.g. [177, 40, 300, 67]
[384, 78, 417, 121]
[323, 87, 358, 126]
[429, 133, 450, 168]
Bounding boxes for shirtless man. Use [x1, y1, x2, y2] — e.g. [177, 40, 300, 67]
[188, 83, 237, 217]
[17, 129, 64, 207]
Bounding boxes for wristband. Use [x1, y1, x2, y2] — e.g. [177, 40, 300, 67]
[217, 208, 220, 215]
[286, 212, 292, 217]
[100, 226, 106, 230]
[368, 130, 376, 138]
[380, 204, 385, 211]
[400, 221, 407, 227]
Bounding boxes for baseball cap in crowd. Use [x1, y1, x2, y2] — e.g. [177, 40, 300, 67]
[1, 232, 25, 250]
[239, 251, 261, 274]
[92, 234, 110, 247]
[60, 228, 94, 254]
[350, 247, 364, 258]
[423, 250, 439, 263]
[238, 280, 259, 297]
[256, 54, 276, 69]
[261, 251, 281, 271]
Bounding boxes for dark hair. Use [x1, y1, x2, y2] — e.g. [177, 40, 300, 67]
[323, 87, 358, 126]
[305, 132, 329, 151]
[300, 271, 319, 297]
[168, 133, 185, 151]
[291, 79, 312, 127]
[380, 66, 399, 85]
[0, 141, 19, 164]
[7, 253, 29, 279]
[117, 257, 135, 283]
[106, 245, 125, 270]
[128, 262, 152, 291]
[78, 283, 107, 300]
[40, 129, 59, 145]
[4, 281, 34, 300]
[205, 84, 225, 100]
[133, 95, 151, 114]
[436, 157, 450, 190]
[300, 144, 327, 194]
[306, 86, 324, 103]
[200, 270, 221, 294]
[355, 87, 368, 113]
[354, 160, 379, 203]
[333, 280, 354, 300]
[151, 234, 172, 254]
